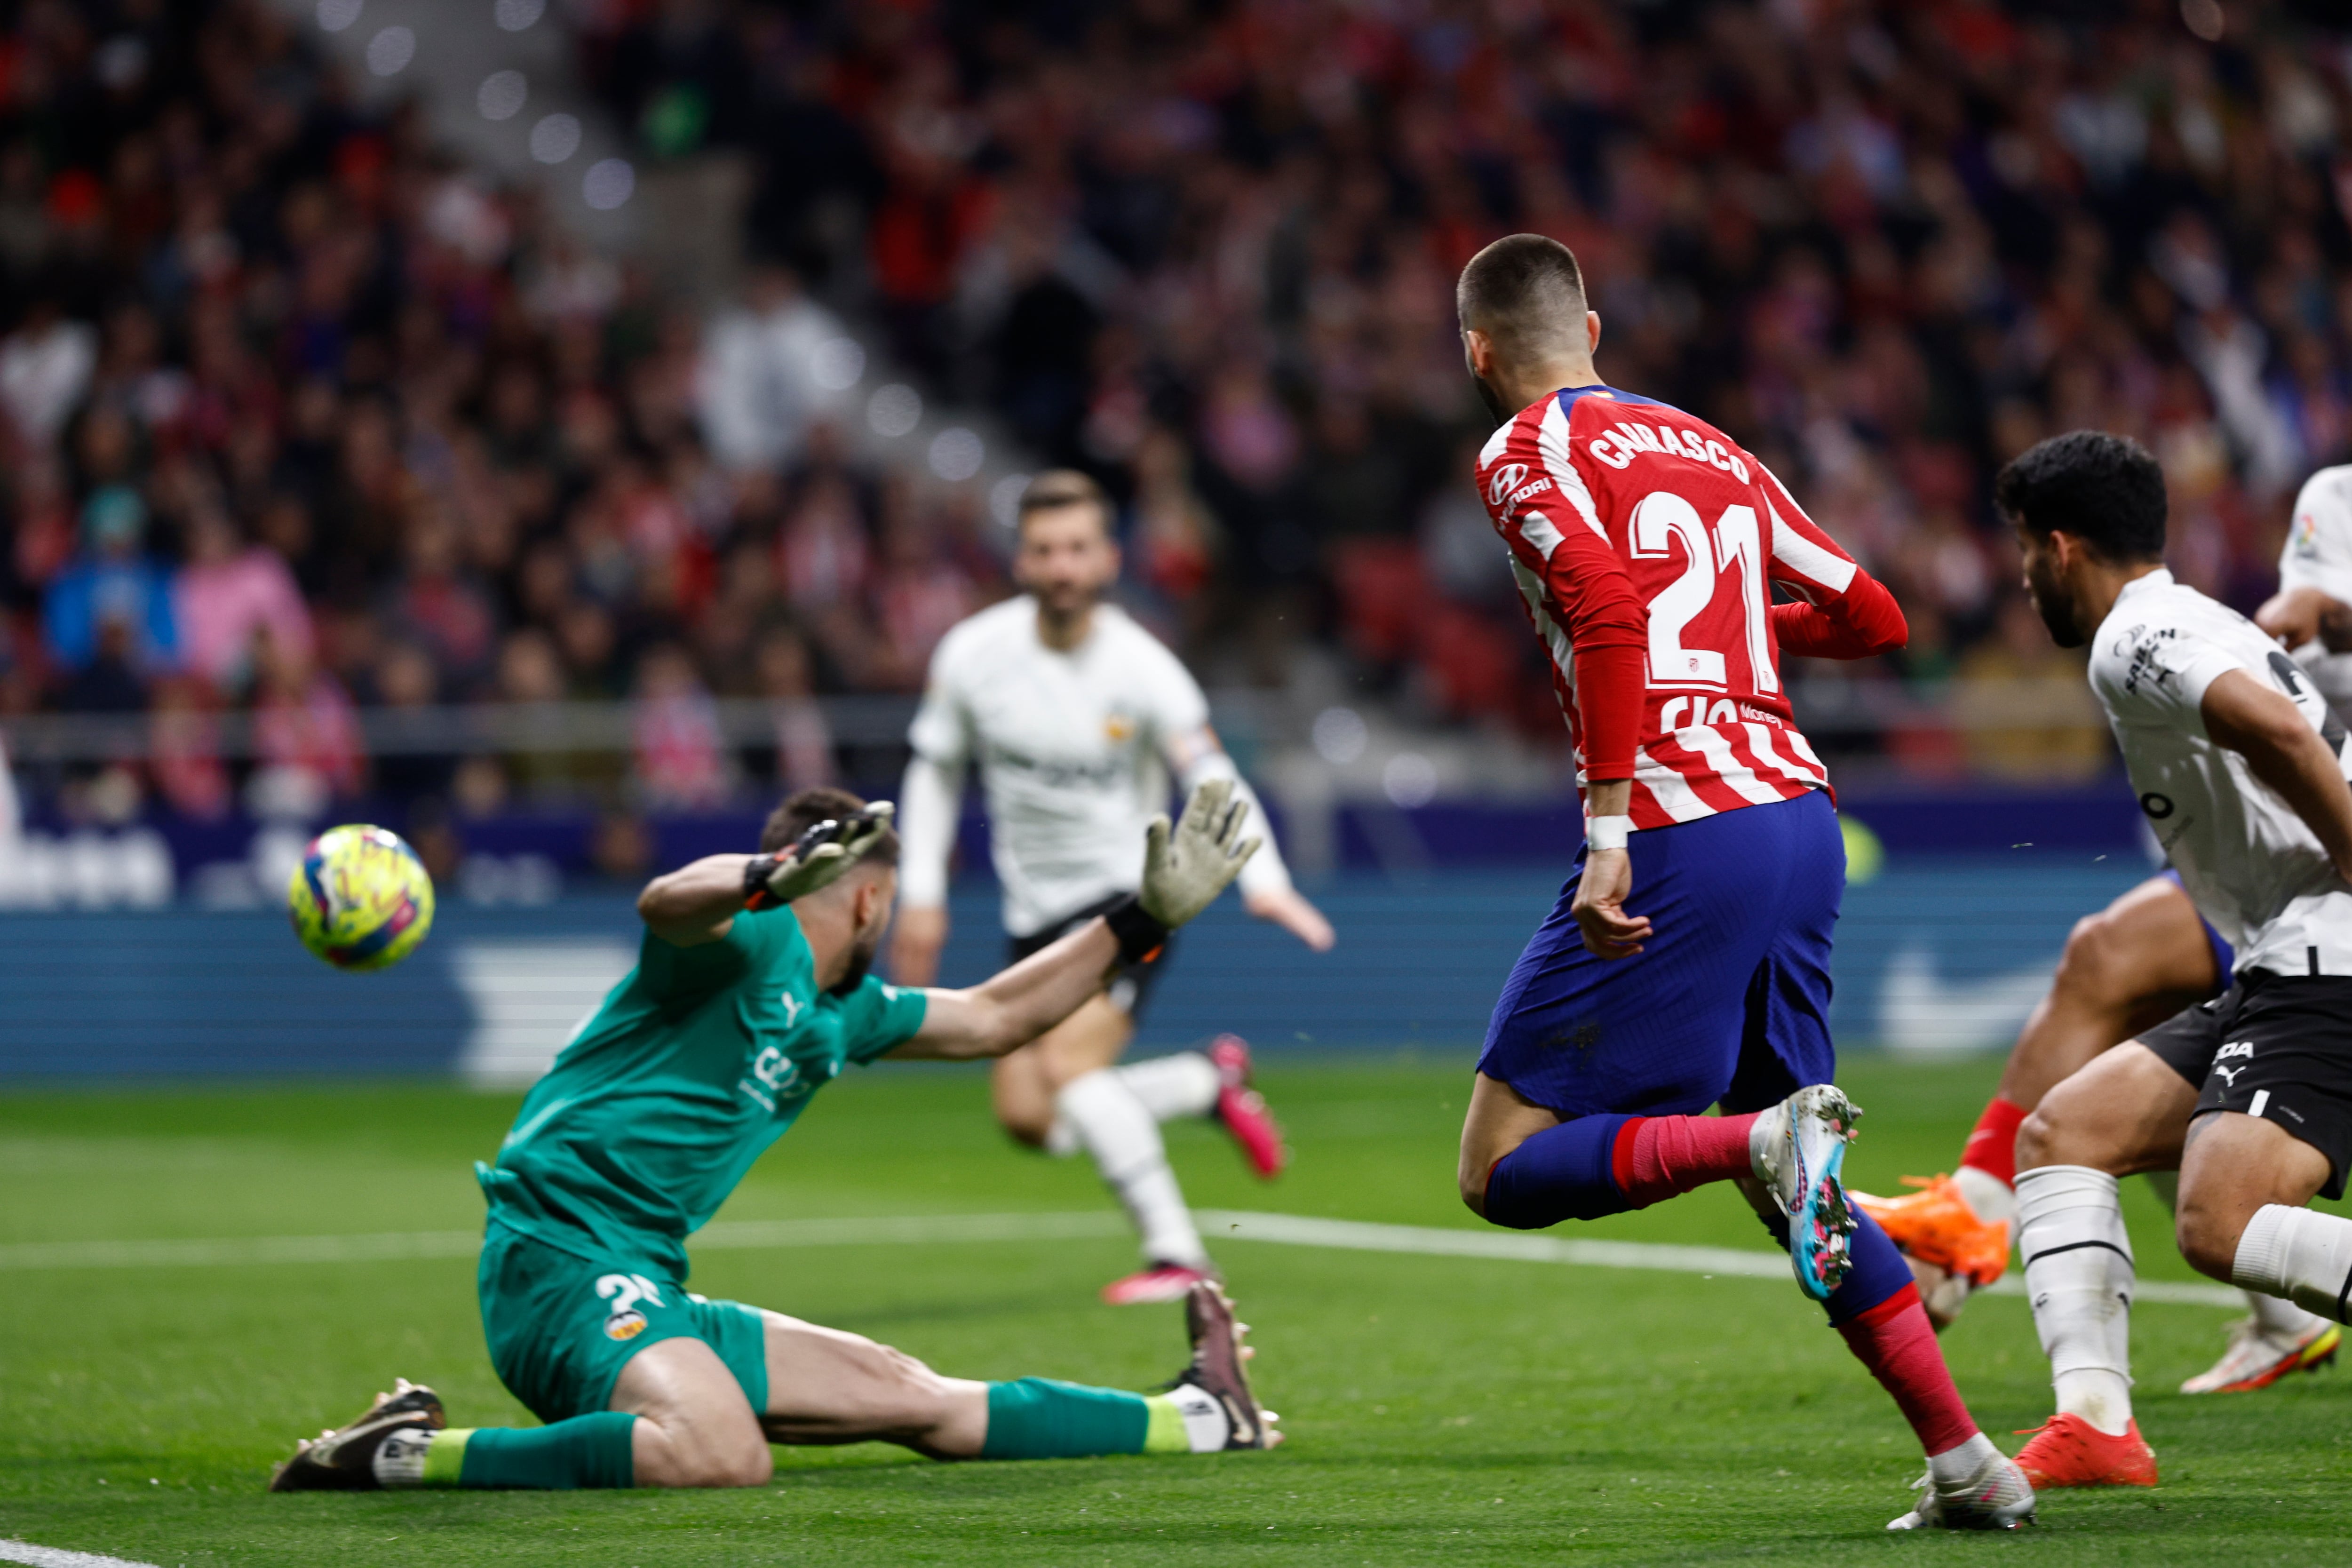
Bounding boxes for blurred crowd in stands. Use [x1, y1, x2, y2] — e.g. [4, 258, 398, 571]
[1, 0, 2349, 827]
[0, 0, 1003, 828]
[585, 0, 2352, 779]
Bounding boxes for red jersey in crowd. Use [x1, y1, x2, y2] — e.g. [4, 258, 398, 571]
[1476, 383, 1905, 828]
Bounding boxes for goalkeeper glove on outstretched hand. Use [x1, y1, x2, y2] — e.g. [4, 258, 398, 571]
[1106, 780, 1260, 961]
[743, 801, 895, 910]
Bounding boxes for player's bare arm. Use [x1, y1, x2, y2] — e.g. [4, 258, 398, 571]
[888, 903, 949, 986]
[1242, 884, 1334, 950]
[889, 742, 963, 984]
[2256, 584, 2352, 655]
[1163, 722, 1335, 952]
[888, 920, 1126, 1060]
[2200, 668, 2352, 879]
[641, 804, 898, 947]
[890, 779, 1260, 1061]
[1568, 778, 1649, 959]
[636, 855, 755, 946]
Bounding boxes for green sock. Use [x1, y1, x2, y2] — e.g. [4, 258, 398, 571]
[979, 1378, 1206, 1458]
[413, 1414, 638, 1489]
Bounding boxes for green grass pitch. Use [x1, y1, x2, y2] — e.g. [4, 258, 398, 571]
[5, 1055, 2349, 1566]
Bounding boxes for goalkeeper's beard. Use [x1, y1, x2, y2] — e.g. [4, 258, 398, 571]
[828, 929, 882, 997]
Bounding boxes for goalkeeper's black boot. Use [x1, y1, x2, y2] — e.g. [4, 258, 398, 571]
[1165, 1282, 1279, 1449]
[268, 1378, 445, 1491]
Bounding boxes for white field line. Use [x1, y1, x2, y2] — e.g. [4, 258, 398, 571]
[0, 1212, 1127, 1271]
[0, 1540, 162, 1568]
[1195, 1208, 2242, 1308]
[0, 1207, 2241, 1308]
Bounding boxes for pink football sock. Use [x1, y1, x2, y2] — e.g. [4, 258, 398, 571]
[1607, 1112, 1762, 1209]
[1835, 1284, 1978, 1456]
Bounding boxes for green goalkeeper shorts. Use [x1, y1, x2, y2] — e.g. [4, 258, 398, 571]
[478, 1220, 770, 1424]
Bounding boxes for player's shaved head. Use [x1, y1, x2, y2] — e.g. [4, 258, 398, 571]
[762, 786, 901, 868]
[1017, 469, 1112, 538]
[1456, 234, 1589, 359]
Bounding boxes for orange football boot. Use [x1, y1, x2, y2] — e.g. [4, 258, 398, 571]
[2013, 1415, 2159, 1488]
[1852, 1173, 2011, 1286]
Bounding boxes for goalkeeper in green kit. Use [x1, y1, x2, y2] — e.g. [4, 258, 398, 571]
[270, 781, 1277, 1493]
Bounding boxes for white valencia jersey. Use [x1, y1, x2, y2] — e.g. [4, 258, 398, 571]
[2278, 462, 2352, 717]
[902, 597, 1289, 937]
[2090, 568, 2352, 976]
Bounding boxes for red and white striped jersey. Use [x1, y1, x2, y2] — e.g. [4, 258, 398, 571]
[1477, 383, 1905, 829]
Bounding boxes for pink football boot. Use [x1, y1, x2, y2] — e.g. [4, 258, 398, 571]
[1208, 1034, 1288, 1179]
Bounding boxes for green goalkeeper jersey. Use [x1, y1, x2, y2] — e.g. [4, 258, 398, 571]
[477, 905, 928, 1276]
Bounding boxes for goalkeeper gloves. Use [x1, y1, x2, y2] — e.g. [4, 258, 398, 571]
[1104, 779, 1261, 962]
[743, 802, 895, 911]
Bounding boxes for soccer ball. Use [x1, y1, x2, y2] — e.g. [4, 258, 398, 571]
[286, 824, 437, 971]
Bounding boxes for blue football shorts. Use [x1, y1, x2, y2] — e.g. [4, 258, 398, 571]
[1479, 789, 1843, 1119]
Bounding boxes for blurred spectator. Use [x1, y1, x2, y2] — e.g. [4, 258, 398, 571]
[755, 625, 835, 792]
[976, 217, 1104, 463]
[9, 454, 77, 593]
[1129, 426, 1221, 637]
[555, 600, 622, 700]
[495, 627, 606, 802]
[249, 628, 363, 811]
[588, 810, 655, 883]
[696, 263, 849, 472]
[148, 675, 230, 820]
[172, 506, 310, 696]
[385, 500, 498, 685]
[1421, 435, 1509, 608]
[59, 615, 150, 715]
[400, 800, 466, 888]
[630, 643, 730, 809]
[776, 471, 872, 615]
[870, 493, 977, 688]
[0, 298, 96, 453]
[1953, 599, 2111, 782]
[368, 640, 455, 809]
[44, 486, 175, 676]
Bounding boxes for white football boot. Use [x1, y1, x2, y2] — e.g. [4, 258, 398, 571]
[1750, 1084, 1863, 1303]
[1887, 1448, 2037, 1531]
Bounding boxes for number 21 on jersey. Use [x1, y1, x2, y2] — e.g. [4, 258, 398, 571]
[1628, 490, 1777, 695]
